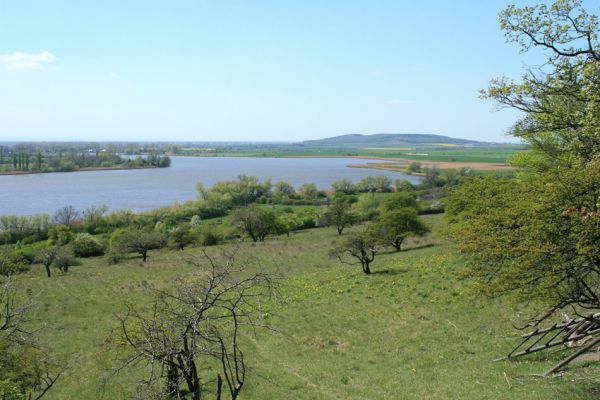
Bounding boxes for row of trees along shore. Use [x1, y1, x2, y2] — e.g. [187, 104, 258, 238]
[0, 172, 457, 277]
[0, 143, 170, 173]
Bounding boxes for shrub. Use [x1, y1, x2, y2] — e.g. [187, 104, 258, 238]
[53, 250, 73, 273]
[109, 228, 128, 250]
[0, 251, 29, 276]
[199, 228, 222, 246]
[71, 233, 105, 257]
[0, 380, 26, 400]
[48, 225, 73, 245]
[105, 250, 124, 265]
[112, 229, 166, 262]
[168, 225, 196, 251]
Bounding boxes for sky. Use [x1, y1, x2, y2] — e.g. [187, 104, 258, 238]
[0, 1, 565, 143]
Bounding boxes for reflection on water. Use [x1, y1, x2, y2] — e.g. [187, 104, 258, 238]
[0, 156, 420, 216]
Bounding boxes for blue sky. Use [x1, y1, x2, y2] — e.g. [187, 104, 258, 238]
[0, 1, 559, 143]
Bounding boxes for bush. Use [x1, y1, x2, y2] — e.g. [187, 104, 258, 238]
[168, 225, 196, 251]
[71, 233, 105, 257]
[0, 251, 29, 276]
[53, 251, 73, 273]
[199, 228, 222, 246]
[109, 228, 128, 250]
[105, 250, 124, 265]
[48, 225, 72, 245]
[112, 229, 166, 262]
[13, 241, 49, 264]
[0, 380, 26, 400]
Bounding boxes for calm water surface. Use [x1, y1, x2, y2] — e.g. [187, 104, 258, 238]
[0, 157, 420, 216]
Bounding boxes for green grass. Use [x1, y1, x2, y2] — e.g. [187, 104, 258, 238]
[175, 146, 525, 164]
[12, 215, 600, 399]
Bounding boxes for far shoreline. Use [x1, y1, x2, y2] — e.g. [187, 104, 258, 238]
[174, 153, 514, 172]
[0, 165, 160, 176]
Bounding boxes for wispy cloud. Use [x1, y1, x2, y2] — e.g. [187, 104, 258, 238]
[0, 51, 57, 70]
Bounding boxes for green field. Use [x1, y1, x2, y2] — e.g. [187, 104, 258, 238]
[11, 214, 600, 399]
[176, 146, 524, 164]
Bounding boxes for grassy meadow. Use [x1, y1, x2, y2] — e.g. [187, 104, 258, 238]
[176, 146, 522, 165]
[12, 214, 600, 399]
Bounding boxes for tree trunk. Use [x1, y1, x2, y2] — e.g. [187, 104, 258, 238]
[392, 238, 402, 252]
[45, 263, 51, 278]
[166, 364, 180, 398]
[337, 226, 343, 235]
[216, 374, 222, 400]
[142, 251, 147, 262]
[362, 261, 371, 274]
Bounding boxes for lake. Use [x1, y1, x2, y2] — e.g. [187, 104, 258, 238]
[0, 156, 420, 216]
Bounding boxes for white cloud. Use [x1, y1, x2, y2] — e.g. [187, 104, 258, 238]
[0, 51, 57, 70]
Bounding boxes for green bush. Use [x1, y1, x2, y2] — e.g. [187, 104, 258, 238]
[48, 225, 72, 245]
[13, 241, 49, 264]
[71, 233, 105, 257]
[54, 250, 73, 273]
[0, 251, 29, 276]
[109, 228, 128, 250]
[0, 380, 27, 400]
[198, 227, 222, 246]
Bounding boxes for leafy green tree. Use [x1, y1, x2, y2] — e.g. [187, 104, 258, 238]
[82, 205, 108, 234]
[0, 250, 29, 277]
[169, 225, 196, 251]
[113, 229, 166, 262]
[53, 251, 73, 273]
[393, 179, 415, 192]
[372, 209, 429, 251]
[447, 1, 600, 320]
[327, 202, 357, 235]
[352, 194, 382, 221]
[331, 179, 357, 195]
[381, 191, 419, 212]
[230, 205, 278, 242]
[334, 229, 378, 274]
[197, 176, 271, 208]
[273, 181, 296, 197]
[48, 225, 72, 246]
[298, 183, 319, 198]
[34, 247, 73, 276]
[34, 247, 59, 278]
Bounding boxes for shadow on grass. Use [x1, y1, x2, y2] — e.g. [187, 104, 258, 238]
[378, 243, 435, 255]
[400, 243, 436, 253]
[371, 268, 410, 276]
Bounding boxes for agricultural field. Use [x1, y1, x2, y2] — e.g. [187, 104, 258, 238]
[11, 214, 599, 399]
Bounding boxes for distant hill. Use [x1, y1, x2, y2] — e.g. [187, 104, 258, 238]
[302, 133, 486, 148]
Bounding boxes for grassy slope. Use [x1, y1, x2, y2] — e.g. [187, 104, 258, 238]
[14, 215, 600, 399]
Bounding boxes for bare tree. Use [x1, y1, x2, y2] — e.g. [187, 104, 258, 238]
[51, 206, 80, 228]
[0, 277, 32, 344]
[114, 249, 276, 399]
[0, 278, 63, 399]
